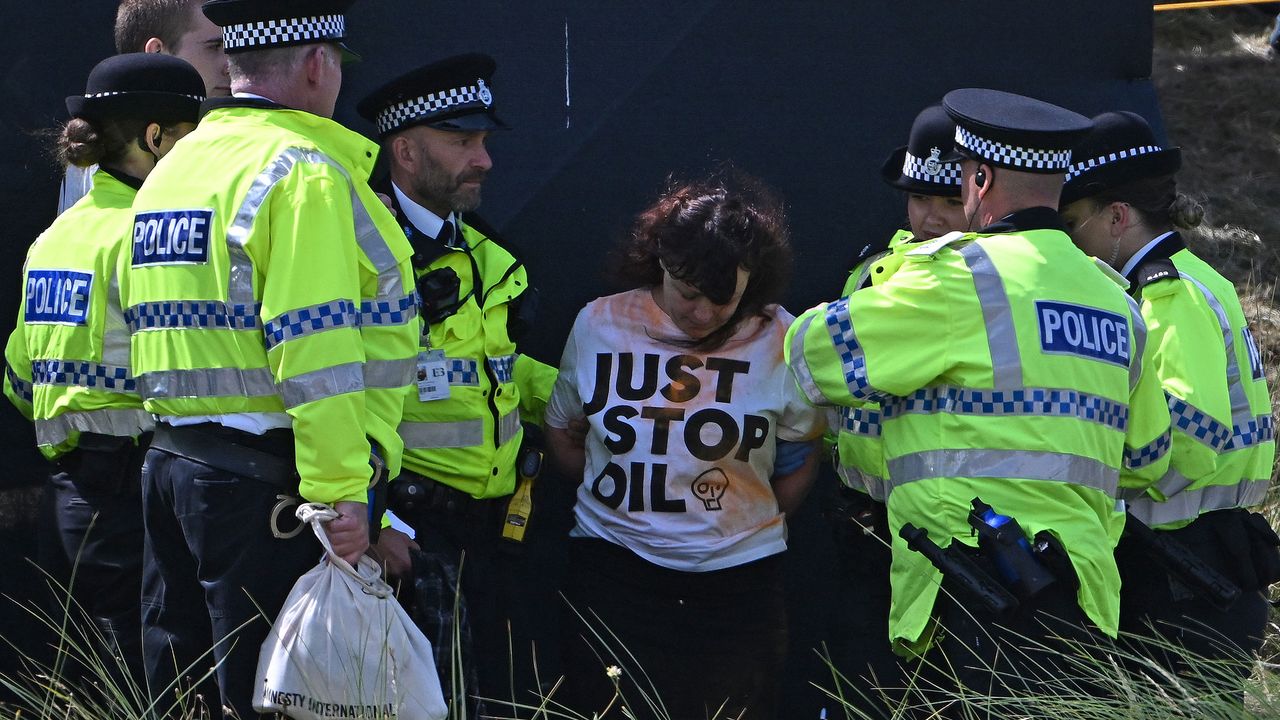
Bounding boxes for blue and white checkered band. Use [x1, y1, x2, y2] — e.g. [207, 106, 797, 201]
[955, 126, 1073, 171]
[376, 79, 492, 136]
[903, 148, 962, 186]
[1066, 145, 1163, 180]
[222, 14, 345, 51]
[83, 90, 205, 101]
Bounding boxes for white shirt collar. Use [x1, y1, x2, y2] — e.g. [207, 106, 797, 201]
[1119, 230, 1176, 279]
[391, 182, 457, 241]
[232, 91, 275, 103]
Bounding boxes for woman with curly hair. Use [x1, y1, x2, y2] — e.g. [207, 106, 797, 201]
[545, 172, 825, 719]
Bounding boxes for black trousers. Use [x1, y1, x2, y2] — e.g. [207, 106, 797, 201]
[140, 447, 317, 720]
[392, 475, 542, 718]
[45, 438, 149, 689]
[826, 491, 904, 719]
[1116, 510, 1270, 695]
[559, 538, 788, 720]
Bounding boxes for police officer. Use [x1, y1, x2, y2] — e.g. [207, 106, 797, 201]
[3, 52, 203, 688]
[786, 89, 1172, 709]
[356, 55, 557, 714]
[825, 103, 966, 717]
[1060, 111, 1277, 688]
[120, 2, 419, 717]
[58, 0, 232, 216]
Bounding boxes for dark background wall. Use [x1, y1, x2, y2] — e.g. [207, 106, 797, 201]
[0, 1, 1159, 713]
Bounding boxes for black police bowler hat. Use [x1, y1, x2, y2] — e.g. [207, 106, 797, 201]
[357, 53, 508, 139]
[202, 0, 359, 59]
[941, 88, 1092, 174]
[1060, 111, 1182, 207]
[881, 104, 962, 196]
[66, 53, 205, 125]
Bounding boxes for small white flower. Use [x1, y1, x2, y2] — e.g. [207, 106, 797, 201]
[605, 665, 623, 680]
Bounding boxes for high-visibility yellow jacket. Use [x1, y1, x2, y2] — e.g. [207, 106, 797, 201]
[120, 99, 418, 505]
[4, 168, 153, 458]
[390, 199, 557, 499]
[1122, 232, 1274, 528]
[786, 208, 1172, 648]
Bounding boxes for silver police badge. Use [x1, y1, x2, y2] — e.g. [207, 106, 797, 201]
[477, 78, 493, 106]
[924, 147, 943, 177]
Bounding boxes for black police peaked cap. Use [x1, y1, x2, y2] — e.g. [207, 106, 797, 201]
[202, 0, 358, 57]
[942, 88, 1092, 174]
[881, 104, 962, 197]
[1060, 111, 1182, 206]
[66, 53, 205, 125]
[357, 53, 508, 139]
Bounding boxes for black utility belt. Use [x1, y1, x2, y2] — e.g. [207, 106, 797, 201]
[388, 470, 498, 520]
[150, 422, 298, 492]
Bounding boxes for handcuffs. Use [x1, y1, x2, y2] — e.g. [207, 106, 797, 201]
[270, 452, 386, 539]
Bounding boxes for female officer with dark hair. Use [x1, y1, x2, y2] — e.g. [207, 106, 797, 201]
[1060, 111, 1277, 690]
[545, 172, 825, 719]
[3, 52, 203, 682]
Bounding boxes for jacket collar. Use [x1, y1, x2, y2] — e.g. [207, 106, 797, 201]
[977, 206, 1068, 235]
[200, 96, 380, 180]
[96, 165, 144, 191]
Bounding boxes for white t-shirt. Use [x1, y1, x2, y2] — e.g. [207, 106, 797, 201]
[546, 288, 825, 572]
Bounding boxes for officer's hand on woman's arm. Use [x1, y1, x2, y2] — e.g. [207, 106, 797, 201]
[325, 500, 371, 565]
[546, 424, 587, 481]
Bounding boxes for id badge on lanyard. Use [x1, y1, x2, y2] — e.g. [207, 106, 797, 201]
[417, 349, 450, 402]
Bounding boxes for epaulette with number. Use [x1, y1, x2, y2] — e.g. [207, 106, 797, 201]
[1135, 258, 1179, 288]
[903, 230, 970, 258]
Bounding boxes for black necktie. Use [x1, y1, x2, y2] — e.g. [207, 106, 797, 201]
[437, 220, 456, 248]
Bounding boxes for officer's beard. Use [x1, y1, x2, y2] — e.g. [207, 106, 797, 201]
[414, 162, 485, 214]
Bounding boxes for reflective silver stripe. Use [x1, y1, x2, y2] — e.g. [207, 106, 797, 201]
[959, 243, 1022, 388]
[823, 297, 883, 401]
[886, 448, 1119, 498]
[1153, 466, 1197, 498]
[851, 250, 890, 292]
[840, 405, 882, 438]
[789, 313, 828, 406]
[363, 357, 415, 389]
[1124, 294, 1146, 393]
[35, 408, 154, 447]
[5, 363, 33, 402]
[399, 408, 521, 450]
[31, 359, 137, 393]
[279, 362, 364, 409]
[1181, 273, 1253, 425]
[139, 366, 276, 400]
[1129, 478, 1271, 526]
[881, 385, 1128, 432]
[1124, 430, 1172, 469]
[103, 271, 132, 368]
[499, 408, 522, 444]
[401, 418, 482, 449]
[225, 147, 408, 332]
[226, 151, 301, 305]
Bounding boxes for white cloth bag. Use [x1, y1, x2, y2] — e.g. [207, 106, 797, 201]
[253, 503, 448, 720]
